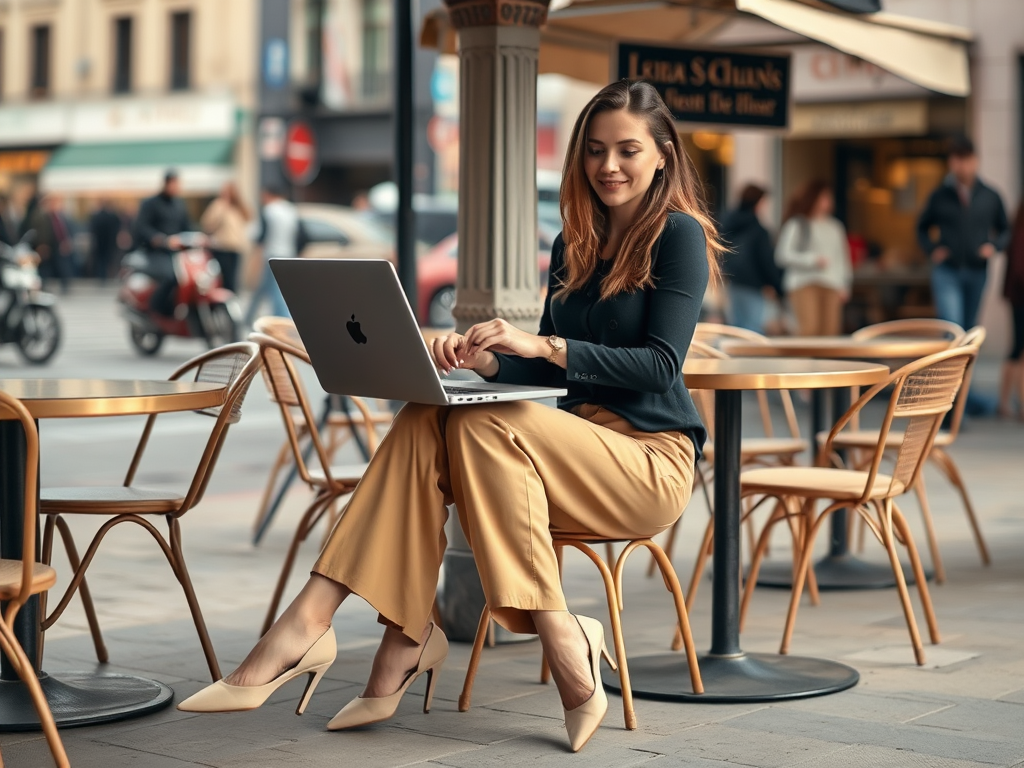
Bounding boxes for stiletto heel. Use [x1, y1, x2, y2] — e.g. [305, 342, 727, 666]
[600, 642, 617, 672]
[563, 615, 610, 753]
[296, 662, 332, 715]
[423, 663, 443, 713]
[178, 627, 337, 713]
[328, 623, 449, 730]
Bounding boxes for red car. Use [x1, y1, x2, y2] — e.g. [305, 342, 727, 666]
[417, 225, 557, 327]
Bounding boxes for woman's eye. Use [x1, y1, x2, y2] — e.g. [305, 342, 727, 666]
[621, 150, 639, 158]
[587, 148, 603, 156]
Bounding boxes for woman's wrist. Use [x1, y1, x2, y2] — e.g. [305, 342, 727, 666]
[474, 352, 500, 378]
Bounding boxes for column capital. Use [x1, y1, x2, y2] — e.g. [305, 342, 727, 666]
[442, 0, 550, 30]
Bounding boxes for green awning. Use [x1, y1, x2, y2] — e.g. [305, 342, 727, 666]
[45, 139, 234, 168]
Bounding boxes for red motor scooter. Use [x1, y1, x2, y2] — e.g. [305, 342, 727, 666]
[118, 232, 240, 356]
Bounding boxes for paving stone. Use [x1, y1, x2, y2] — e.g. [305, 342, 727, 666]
[1, 735, 201, 767]
[997, 688, 1024, 705]
[844, 645, 981, 669]
[428, 738, 662, 767]
[726, 707, 1024, 765]
[787, 743, 1008, 768]
[781, 689, 956, 724]
[909, 698, 1024, 739]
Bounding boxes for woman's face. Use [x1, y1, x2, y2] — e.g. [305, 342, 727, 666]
[813, 189, 834, 217]
[584, 108, 666, 223]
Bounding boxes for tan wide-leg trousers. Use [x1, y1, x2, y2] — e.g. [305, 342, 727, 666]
[313, 401, 696, 640]
[790, 284, 844, 336]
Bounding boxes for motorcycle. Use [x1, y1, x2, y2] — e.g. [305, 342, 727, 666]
[0, 235, 62, 365]
[118, 232, 240, 356]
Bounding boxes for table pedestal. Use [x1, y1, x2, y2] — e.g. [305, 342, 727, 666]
[0, 420, 174, 731]
[622, 390, 859, 702]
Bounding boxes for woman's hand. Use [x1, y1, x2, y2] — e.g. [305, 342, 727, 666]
[463, 319, 548, 361]
[429, 332, 499, 377]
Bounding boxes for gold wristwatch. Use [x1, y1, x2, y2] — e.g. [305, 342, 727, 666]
[546, 335, 565, 364]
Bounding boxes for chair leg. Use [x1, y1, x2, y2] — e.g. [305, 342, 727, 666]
[168, 517, 221, 681]
[891, 502, 941, 646]
[740, 498, 785, 632]
[931, 449, 991, 566]
[640, 543, 702, 694]
[252, 436, 298, 536]
[53, 516, 108, 664]
[877, 501, 927, 666]
[780, 504, 832, 656]
[912, 476, 945, 584]
[0, 622, 70, 768]
[458, 606, 492, 712]
[789, 499, 820, 607]
[685, 514, 714, 613]
[647, 518, 678, 578]
[262, 492, 334, 636]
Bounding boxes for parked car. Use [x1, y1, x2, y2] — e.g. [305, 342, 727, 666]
[418, 224, 558, 328]
[295, 204, 397, 261]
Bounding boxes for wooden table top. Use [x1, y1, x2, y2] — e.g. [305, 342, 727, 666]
[0, 379, 226, 419]
[682, 358, 889, 391]
[721, 336, 951, 360]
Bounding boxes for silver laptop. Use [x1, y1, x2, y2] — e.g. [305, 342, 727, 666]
[270, 258, 568, 406]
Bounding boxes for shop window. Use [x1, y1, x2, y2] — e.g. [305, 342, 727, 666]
[113, 17, 133, 94]
[362, 0, 391, 101]
[0, 29, 5, 101]
[30, 24, 51, 99]
[170, 11, 191, 91]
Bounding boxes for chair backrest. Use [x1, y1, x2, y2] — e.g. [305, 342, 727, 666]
[941, 325, 986, 439]
[123, 342, 263, 513]
[249, 332, 376, 490]
[851, 318, 965, 343]
[691, 324, 801, 440]
[0, 391, 41, 624]
[822, 346, 976, 502]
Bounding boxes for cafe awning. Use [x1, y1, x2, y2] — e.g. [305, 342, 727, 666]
[39, 139, 236, 195]
[421, 0, 972, 97]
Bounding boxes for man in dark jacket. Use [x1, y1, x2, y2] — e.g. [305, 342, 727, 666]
[721, 184, 783, 332]
[917, 137, 1009, 331]
[90, 199, 124, 283]
[133, 170, 191, 315]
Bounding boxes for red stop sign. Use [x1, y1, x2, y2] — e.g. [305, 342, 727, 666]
[282, 121, 319, 185]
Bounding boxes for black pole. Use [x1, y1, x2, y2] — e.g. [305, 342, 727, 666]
[394, 0, 417, 311]
[710, 390, 742, 658]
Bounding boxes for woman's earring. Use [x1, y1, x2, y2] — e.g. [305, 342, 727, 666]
[655, 167, 665, 180]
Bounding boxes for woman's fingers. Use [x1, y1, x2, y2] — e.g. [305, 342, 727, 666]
[431, 334, 464, 373]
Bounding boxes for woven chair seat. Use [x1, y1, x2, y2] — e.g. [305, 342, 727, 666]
[822, 429, 954, 450]
[0, 559, 57, 599]
[41, 486, 185, 514]
[741, 466, 905, 500]
[703, 437, 808, 462]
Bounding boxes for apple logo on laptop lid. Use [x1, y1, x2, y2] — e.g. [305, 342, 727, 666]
[346, 314, 368, 344]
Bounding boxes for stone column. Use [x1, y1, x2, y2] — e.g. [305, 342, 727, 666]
[439, 0, 550, 641]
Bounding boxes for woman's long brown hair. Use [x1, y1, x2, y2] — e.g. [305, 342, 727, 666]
[557, 80, 722, 300]
[783, 178, 830, 222]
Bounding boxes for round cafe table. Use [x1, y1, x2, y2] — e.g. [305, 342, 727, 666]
[0, 379, 226, 731]
[721, 337, 949, 591]
[602, 357, 888, 702]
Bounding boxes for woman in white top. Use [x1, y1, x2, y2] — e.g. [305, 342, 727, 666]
[200, 181, 251, 293]
[775, 180, 851, 336]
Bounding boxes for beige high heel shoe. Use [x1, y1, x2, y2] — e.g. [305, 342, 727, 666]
[177, 626, 337, 714]
[327, 622, 448, 730]
[564, 615, 614, 753]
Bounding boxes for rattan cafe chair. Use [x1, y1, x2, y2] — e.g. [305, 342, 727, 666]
[0, 392, 69, 768]
[250, 317, 393, 539]
[459, 532, 703, 731]
[38, 343, 262, 682]
[740, 345, 976, 665]
[248, 332, 375, 636]
[823, 327, 988, 585]
[850, 318, 965, 343]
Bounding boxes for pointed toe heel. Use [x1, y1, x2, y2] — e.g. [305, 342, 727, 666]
[328, 623, 448, 730]
[563, 615, 611, 753]
[177, 626, 337, 714]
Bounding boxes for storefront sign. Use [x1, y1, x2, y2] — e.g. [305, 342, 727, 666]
[789, 99, 928, 138]
[791, 45, 929, 103]
[618, 43, 790, 128]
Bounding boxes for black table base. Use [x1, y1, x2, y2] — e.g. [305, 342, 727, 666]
[754, 555, 919, 590]
[0, 673, 173, 732]
[603, 652, 858, 703]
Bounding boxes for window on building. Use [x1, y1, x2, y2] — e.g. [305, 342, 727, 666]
[305, 0, 324, 84]
[113, 17, 132, 94]
[170, 11, 191, 90]
[362, 0, 391, 101]
[0, 29, 5, 102]
[30, 24, 51, 98]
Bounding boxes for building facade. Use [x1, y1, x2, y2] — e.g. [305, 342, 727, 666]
[0, 0, 258, 226]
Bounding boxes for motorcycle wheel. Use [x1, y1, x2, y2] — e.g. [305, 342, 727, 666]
[129, 326, 164, 356]
[17, 304, 62, 365]
[204, 303, 238, 349]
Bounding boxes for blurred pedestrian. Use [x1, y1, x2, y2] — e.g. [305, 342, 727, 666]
[133, 170, 192, 316]
[998, 200, 1024, 420]
[201, 181, 251, 293]
[918, 136, 1009, 332]
[720, 183, 782, 333]
[89, 199, 124, 283]
[917, 137, 1009, 417]
[244, 185, 295, 326]
[0, 194, 14, 246]
[31, 193, 74, 294]
[775, 179, 851, 336]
